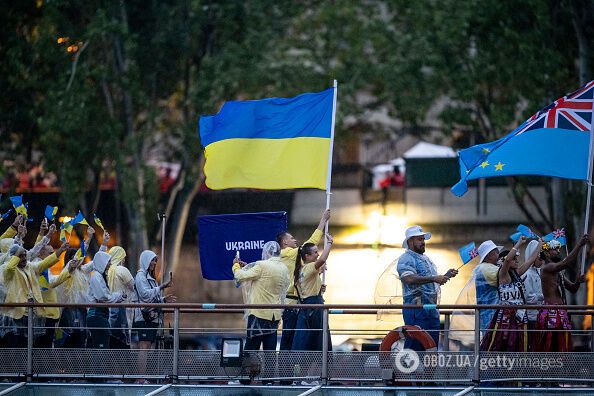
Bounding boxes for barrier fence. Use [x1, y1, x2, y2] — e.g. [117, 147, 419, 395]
[0, 302, 593, 385]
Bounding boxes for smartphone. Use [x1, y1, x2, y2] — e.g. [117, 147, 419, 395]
[169, 271, 173, 280]
[235, 251, 240, 260]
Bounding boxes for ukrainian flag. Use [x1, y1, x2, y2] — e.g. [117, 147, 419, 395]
[199, 87, 335, 190]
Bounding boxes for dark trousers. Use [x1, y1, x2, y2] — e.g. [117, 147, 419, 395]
[34, 318, 58, 348]
[402, 308, 440, 351]
[87, 308, 110, 349]
[291, 295, 331, 351]
[280, 308, 299, 350]
[245, 315, 279, 351]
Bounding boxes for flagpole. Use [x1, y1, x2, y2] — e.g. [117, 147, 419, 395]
[580, 102, 594, 275]
[322, 80, 338, 285]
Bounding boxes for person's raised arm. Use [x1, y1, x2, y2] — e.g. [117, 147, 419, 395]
[99, 230, 110, 252]
[303, 209, 331, 246]
[232, 259, 262, 282]
[517, 238, 543, 276]
[0, 214, 22, 239]
[84, 226, 95, 251]
[28, 223, 56, 261]
[314, 234, 334, 270]
[499, 236, 526, 283]
[543, 235, 589, 273]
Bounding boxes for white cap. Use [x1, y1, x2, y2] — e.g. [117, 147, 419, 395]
[402, 225, 431, 248]
[478, 240, 503, 263]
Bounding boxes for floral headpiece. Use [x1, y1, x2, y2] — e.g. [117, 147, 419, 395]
[542, 239, 562, 251]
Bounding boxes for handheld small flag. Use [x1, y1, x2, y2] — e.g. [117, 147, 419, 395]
[517, 224, 538, 238]
[543, 228, 567, 247]
[9, 195, 28, 217]
[45, 205, 59, 221]
[0, 209, 13, 223]
[509, 231, 523, 242]
[59, 226, 66, 242]
[71, 210, 89, 226]
[39, 268, 50, 291]
[458, 242, 479, 265]
[76, 240, 87, 260]
[93, 214, 105, 230]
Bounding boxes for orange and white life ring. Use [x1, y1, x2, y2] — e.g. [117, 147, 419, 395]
[380, 325, 437, 352]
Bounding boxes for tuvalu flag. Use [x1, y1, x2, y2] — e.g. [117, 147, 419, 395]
[199, 87, 335, 190]
[458, 242, 478, 265]
[452, 81, 594, 196]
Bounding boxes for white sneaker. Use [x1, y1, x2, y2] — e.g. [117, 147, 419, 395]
[227, 380, 241, 385]
[300, 380, 320, 386]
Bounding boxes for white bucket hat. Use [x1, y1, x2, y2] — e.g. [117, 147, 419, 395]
[402, 225, 431, 248]
[477, 240, 503, 263]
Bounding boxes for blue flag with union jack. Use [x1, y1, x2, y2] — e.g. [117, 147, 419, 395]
[543, 228, 567, 247]
[458, 241, 478, 265]
[452, 80, 594, 196]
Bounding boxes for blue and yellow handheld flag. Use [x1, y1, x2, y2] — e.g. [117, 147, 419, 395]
[71, 210, 89, 226]
[45, 205, 58, 221]
[452, 81, 594, 196]
[543, 228, 567, 247]
[199, 85, 336, 190]
[0, 209, 13, 223]
[39, 268, 50, 291]
[93, 214, 105, 230]
[9, 195, 28, 217]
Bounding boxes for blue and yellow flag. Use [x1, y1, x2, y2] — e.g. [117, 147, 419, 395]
[199, 87, 335, 190]
[9, 195, 28, 217]
[71, 210, 89, 226]
[0, 209, 13, 223]
[39, 268, 50, 291]
[93, 213, 105, 230]
[45, 205, 58, 221]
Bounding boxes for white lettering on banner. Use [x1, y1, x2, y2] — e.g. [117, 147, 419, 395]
[225, 240, 265, 251]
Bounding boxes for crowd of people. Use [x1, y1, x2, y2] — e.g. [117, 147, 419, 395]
[398, 225, 588, 353]
[0, 205, 588, 359]
[0, 214, 176, 355]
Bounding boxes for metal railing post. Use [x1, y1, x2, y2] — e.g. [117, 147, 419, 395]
[473, 308, 480, 383]
[321, 308, 329, 383]
[443, 312, 450, 352]
[590, 314, 594, 353]
[26, 306, 33, 382]
[172, 308, 180, 383]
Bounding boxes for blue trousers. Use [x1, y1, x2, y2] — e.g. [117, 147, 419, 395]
[402, 308, 440, 351]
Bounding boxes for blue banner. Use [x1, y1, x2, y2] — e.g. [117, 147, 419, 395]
[197, 211, 288, 280]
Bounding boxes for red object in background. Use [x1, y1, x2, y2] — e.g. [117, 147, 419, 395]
[392, 172, 404, 187]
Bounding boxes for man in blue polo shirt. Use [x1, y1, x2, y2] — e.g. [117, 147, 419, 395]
[396, 225, 458, 350]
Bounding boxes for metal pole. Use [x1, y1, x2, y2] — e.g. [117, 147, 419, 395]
[443, 312, 450, 352]
[321, 308, 329, 383]
[322, 80, 337, 285]
[590, 314, 594, 354]
[159, 213, 167, 286]
[473, 308, 480, 383]
[172, 308, 180, 382]
[580, 100, 594, 275]
[26, 306, 33, 382]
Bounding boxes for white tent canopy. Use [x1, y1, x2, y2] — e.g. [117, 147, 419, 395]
[403, 141, 456, 158]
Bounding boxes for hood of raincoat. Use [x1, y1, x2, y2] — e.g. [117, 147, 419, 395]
[92, 251, 111, 274]
[109, 246, 126, 266]
[139, 250, 157, 272]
